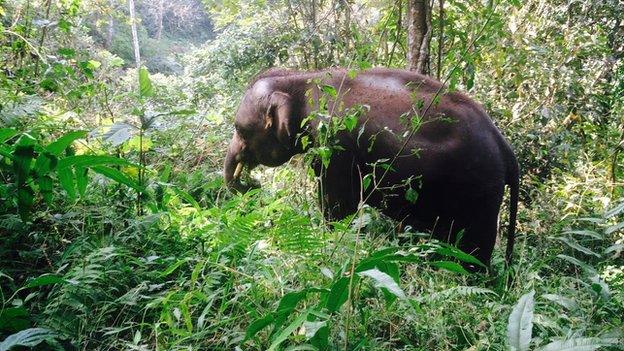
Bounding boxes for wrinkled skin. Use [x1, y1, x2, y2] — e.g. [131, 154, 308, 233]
[224, 68, 519, 267]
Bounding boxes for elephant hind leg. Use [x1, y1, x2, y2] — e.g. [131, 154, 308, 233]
[457, 219, 498, 271]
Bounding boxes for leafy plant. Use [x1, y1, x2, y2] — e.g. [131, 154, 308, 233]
[0, 129, 141, 220]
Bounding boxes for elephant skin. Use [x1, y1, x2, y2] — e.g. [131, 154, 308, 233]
[223, 67, 519, 267]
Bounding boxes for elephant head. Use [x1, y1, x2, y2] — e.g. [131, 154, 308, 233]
[223, 77, 302, 191]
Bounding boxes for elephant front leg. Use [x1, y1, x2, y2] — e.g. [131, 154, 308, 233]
[315, 153, 361, 223]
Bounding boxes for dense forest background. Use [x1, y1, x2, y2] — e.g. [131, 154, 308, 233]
[0, 0, 623, 350]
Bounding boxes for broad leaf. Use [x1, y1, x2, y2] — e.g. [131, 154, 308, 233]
[17, 187, 34, 220]
[76, 167, 88, 197]
[556, 255, 597, 275]
[358, 268, 406, 299]
[555, 237, 600, 257]
[326, 277, 352, 313]
[57, 155, 133, 170]
[274, 290, 309, 331]
[431, 261, 469, 274]
[537, 337, 618, 351]
[139, 66, 153, 98]
[507, 290, 535, 351]
[0, 128, 18, 144]
[434, 244, 486, 268]
[102, 123, 134, 147]
[24, 274, 66, 289]
[57, 167, 76, 199]
[541, 294, 578, 311]
[91, 166, 142, 191]
[45, 130, 87, 156]
[267, 309, 310, 351]
[0, 328, 57, 351]
[245, 314, 275, 341]
[33, 153, 57, 177]
[604, 201, 624, 218]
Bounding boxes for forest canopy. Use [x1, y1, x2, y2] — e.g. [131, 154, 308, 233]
[0, 0, 623, 350]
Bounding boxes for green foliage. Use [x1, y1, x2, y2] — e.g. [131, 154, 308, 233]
[1, 0, 623, 350]
[0, 129, 140, 220]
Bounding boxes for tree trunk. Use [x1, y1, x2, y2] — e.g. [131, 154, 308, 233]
[436, 0, 444, 79]
[406, 0, 431, 74]
[128, 0, 141, 67]
[105, 14, 115, 49]
[156, 0, 164, 40]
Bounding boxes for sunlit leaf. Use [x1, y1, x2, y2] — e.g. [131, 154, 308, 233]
[358, 268, 406, 300]
[45, 130, 87, 156]
[139, 66, 153, 98]
[91, 165, 142, 191]
[507, 290, 535, 351]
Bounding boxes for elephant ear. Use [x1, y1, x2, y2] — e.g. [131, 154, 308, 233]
[267, 91, 294, 147]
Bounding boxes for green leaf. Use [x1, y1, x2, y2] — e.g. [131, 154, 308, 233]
[604, 201, 624, 218]
[139, 66, 153, 98]
[536, 337, 618, 351]
[431, 261, 469, 274]
[541, 294, 578, 311]
[45, 130, 87, 156]
[434, 245, 486, 268]
[555, 237, 601, 257]
[37, 175, 54, 204]
[267, 309, 310, 351]
[245, 314, 275, 341]
[556, 255, 597, 275]
[87, 60, 101, 70]
[33, 153, 57, 177]
[320, 84, 337, 98]
[57, 167, 76, 199]
[358, 268, 406, 300]
[317, 147, 332, 168]
[91, 166, 142, 191]
[75, 167, 88, 197]
[57, 155, 134, 170]
[274, 290, 309, 331]
[507, 290, 535, 351]
[58, 47, 75, 58]
[0, 328, 57, 351]
[13, 134, 36, 183]
[171, 187, 201, 210]
[326, 277, 351, 313]
[562, 230, 602, 239]
[159, 258, 189, 277]
[405, 187, 418, 204]
[0, 307, 29, 332]
[344, 114, 357, 132]
[362, 174, 372, 191]
[24, 274, 66, 289]
[0, 128, 18, 143]
[17, 187, 34, 220]
[604, 221, 624, 235]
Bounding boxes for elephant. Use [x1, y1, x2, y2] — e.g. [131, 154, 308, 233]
[223, 67, 519, 267]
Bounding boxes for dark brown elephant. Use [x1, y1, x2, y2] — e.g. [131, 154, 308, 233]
[223, 68, 519, 267]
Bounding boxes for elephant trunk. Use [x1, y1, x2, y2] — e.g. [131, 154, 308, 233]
[224, 134, 256, 192]
[224, 135, 244, 191]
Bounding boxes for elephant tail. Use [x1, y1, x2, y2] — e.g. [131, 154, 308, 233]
[505, 156, 520, 268]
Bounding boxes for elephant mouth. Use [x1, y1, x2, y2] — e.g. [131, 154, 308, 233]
[227, 160, 260, 193]
[232, 162, 244, 180]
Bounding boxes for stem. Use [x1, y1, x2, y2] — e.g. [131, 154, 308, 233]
[34, 0, 53, 76]
[437, 0, 444, 80]
[343, 165, 365, 351]
[137, 126, 144, 216]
